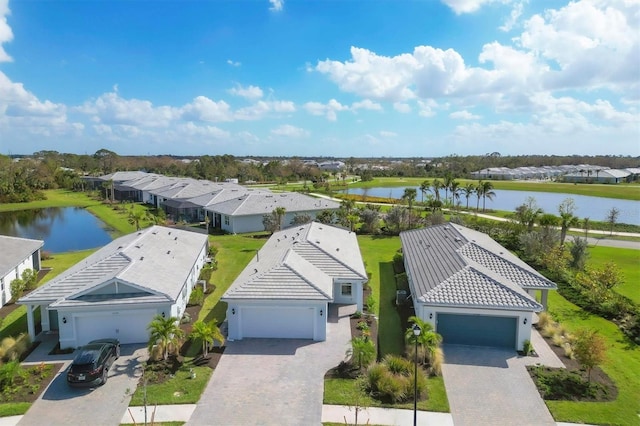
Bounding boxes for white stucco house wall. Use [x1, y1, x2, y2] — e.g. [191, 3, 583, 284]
[208, 192, 340, 234]
[223, 222, 367, 341]
[400, 224, 557, 351]
[0, 236, 44, 308]
[18, 226, 208, 349]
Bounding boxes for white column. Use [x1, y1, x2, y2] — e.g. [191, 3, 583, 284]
[26, 305, 35, 341]
[41, 305, 51, 332]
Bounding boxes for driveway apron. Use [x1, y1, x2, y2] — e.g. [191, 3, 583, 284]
[18, 345, 145, 426]
[187, 307, 352, 426]
[442, 344, 556, 426]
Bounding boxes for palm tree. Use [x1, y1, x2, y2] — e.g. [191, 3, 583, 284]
[582, 217, 590, 238]
[449, 180, 460, 209]
[419, 180, 430, 203]
[442, 174, 453, 204]
[189, 320, 225, 357]
[462, 183, 475, 209]
[128, 209, 146, 231]
[402, 188, 417, 211]
[479, 181, 496, 212]
[558, 198, 578, 246]
[147, 315, 184, 361]
[274, 207, 286, 231]
[430, 179, 443, 202]
[405, 316, 442, 366]
[475, 182, 483, 212]
[346, 336, 376, 370]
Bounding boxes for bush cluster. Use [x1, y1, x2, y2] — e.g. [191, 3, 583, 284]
[366, 355, 428, 404]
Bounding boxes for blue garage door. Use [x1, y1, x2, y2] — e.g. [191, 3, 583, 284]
[437, 313, 517, 348]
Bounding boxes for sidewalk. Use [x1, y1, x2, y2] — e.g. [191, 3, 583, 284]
[322, 405, 454, 425]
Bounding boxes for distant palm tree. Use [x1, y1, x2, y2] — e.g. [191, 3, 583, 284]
[449, 180, 460, 208]
[430, 179, 443, 202]
[189, 320, 225, 357]
[442, 174, 453, 204]
[128, 209, 146, 231]
[419, 180, 430, 203]
[274, 207, 286, 231]
[148, 315, 184, 361]
[479, 181, 496, 212]
[403, 188, 418, 229]
[462, 183, 475, 209]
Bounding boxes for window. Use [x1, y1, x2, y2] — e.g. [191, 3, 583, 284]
[341, 284, 352, 296]
[224, 216, 230, 225]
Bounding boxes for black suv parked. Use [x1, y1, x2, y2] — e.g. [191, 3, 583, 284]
[66, 338, 120, 387]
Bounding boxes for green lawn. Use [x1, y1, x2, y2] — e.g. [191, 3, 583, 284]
[324, 376, 449, 412]
[0, 189, 100, 212]
[356, 235, 403, 356]
[588, 246, 640, 304]
[129, 364, 212, 406]
[199, 234, 269, 324]
[546, 292, 640, 425]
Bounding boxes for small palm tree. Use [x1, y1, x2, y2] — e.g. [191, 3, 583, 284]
[147, 315, 184, 361]
[462, 183, 475, 209]
[346, 336, 376, 370]
[128, 209, 146, 231]
[419, 180, 430, 203]
[189, 320, 225, 357]
[479, 180, 496, 212]
[405, 316, 442, 366]
[274, 207, 286, 231]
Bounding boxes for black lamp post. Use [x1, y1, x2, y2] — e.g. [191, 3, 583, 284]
[412, 323, 422, 426]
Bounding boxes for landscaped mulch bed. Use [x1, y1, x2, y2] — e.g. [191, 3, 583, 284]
[0, 362, 64, 404]
[527, 329, 617, 402]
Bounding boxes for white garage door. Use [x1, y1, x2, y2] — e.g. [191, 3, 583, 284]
[241, 306, 315, 339]
[75, 310, 156, 345]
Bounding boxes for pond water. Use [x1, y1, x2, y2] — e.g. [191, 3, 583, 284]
[345, 187, 640, 226]
[0, 207, 113, 253]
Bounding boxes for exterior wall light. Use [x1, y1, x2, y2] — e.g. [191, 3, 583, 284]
[62, 317, 67, 324]
[320, 309, 323, 317]
[232, 308, 236, 315]
[523, 317, 527, 325]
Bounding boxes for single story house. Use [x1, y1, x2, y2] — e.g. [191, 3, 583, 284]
[0, 236, 44, 308]
[207, 192, 340, 234]
[223, 222, 367, 341]
[18, 226, 208, 349]
[400, 224, 557, 351]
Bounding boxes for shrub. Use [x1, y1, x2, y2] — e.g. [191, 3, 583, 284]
[384, 355, 412, 375]
[10, 278, 25, 302]
[430, 347, 444, 376]
[0, 361, 27, 387]
[352, 311, 363, 319]
[392, 252, 404, 274]
[356, 321, 369, 331]
[5, 333, 31, 362]
[365, 294, 377, 313]
[552, 333, 565, 347]
[522, 339, 534, 355]
[562, 342, 574, 359]
[375, 371, 408, 403]
[189, 286, 204, 306]
[536, 312, 551, 329]
[541, 323, 558, 338]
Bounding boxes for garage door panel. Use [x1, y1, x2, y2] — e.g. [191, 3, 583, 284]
[241, 307, 314, 339]
[437, 313, 517, 348]
[75, 310, 155, 345]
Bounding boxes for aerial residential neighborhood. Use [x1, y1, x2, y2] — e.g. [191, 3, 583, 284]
[1, 0, 639, 425]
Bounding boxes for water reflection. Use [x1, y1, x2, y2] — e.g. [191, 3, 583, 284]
[0, 207, 113, 253]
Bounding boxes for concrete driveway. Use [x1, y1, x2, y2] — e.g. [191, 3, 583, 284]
[18, 344, 145, 426]
[442, 338, 563, 426]
[187, 306, 352, 426]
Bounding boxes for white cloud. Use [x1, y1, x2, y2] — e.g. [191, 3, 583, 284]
[351, 99, 382, 111]
[226, 59, 241, 67]
[271, 124, 308, 138]
[181, 96, 233, 123]
[303, 99, 348, 121]
[441, 0, 506, 15]
[500, 0, 526, 32]
[235, 100, 295, 120]
[417, 99, 439, 117]
[379, 130, 397, 137]
[228, 84, 264, 101]
[0, 0, 13, 62]
[449, 110, 481, 120]
[78, 91, 181, 127]
[269, 0, 284, 12]
[393, 102, 412, 113]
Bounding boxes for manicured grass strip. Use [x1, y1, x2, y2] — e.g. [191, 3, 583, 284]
[546, 292, 640, 425]
[200, 234, 268, 323]
[324, 376, 449, 412]
[587, 246, 640, 304]
[0, 189, 101, 212]
[356, 236, 403, 357]
[129, 365, 212, 406]
[0, 402, 31, 417]
[86, 202, 149, 236]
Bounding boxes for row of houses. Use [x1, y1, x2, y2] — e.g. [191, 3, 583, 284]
[470, 164, 640, 183]
[8, 220, 554, 352]
[85, 171, 340, 234]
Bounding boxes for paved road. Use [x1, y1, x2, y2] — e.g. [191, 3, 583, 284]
[18, 344, 145, 426]
[186, 306, 352, 426]
[442, 343, 560, 426]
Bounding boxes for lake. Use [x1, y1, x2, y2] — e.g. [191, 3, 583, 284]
[344, 187, 640, 226]
[0, 207, 113, 253]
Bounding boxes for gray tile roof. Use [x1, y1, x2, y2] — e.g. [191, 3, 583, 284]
[223, 222, 367, 301]
[0, 235, 44, 277]
[209, 192, 340, 216]
[19, 226, 207, 306]
[400, 224, 552, 312]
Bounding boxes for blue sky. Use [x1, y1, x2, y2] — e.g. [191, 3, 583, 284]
[0, 0, 638, 157]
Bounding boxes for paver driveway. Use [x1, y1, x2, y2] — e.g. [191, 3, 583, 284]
[187, 306, 352, 426]
[18, 344, 145, 426]
[442, 343, 560, 426]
